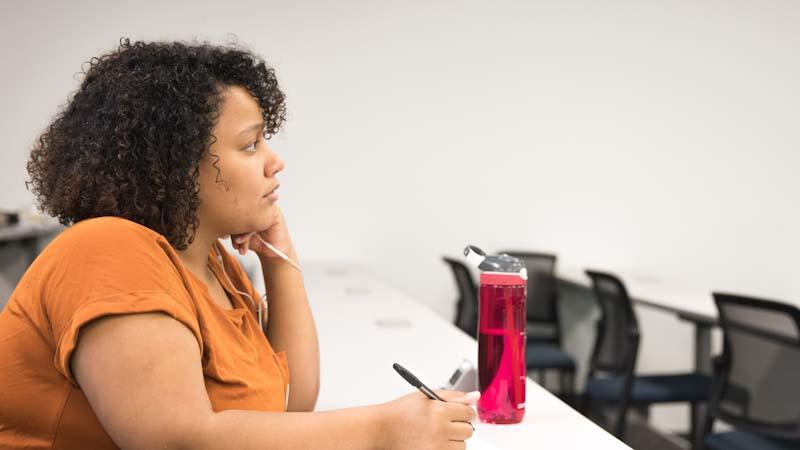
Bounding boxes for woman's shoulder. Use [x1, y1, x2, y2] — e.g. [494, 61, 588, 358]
[58, 216, 167, 249]
[30, 217, 187, 302]
[38, 216, 178, 271]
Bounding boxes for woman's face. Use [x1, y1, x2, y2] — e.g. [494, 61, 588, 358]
[196, 85, 285, 237]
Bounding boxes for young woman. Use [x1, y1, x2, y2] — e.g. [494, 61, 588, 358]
[0, 39, 476, 450]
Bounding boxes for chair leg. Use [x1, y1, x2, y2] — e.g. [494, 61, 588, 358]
[613, 402, 630, 440]
[634, 404, 650, 419]
[690, 403, 708, 450]
[560, 369, 575, 406]
[699, 408, 714, 450]
[567, 370, 575, 406]
[578, 392, 591, 416]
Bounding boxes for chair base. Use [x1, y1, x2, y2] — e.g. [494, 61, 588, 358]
[705, 430, 800, 450]
[586, 373, 710, 404]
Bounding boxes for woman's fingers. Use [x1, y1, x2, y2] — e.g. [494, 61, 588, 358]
[433, 389, 479, 437]
[234, 239, 246, 255]
[436, 390, 466, 401]
[447, 420, 475, 441]
[449, 402, 476, 424]
[436, 389, 481, 405]
[231, 232, 257, 255]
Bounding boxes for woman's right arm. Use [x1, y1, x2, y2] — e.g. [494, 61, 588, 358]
[71, 313, 475, 450]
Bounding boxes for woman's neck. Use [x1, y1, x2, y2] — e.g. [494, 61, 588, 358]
[176, 228, 218, 283]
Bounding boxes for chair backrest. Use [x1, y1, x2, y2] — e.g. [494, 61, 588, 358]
[585, 270, 640, 375]
[442, 257, 479, 338]
[711, 293, 800, 439]
[498, 251, 558, 326]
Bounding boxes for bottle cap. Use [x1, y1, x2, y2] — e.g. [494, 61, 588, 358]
[463, 245, 527, 279]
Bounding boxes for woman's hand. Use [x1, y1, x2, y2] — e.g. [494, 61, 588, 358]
[230, 206, 295, 260]
[377, 390, 479, 450]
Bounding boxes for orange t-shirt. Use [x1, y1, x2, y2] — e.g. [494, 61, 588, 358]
[0, 217, 289, 449]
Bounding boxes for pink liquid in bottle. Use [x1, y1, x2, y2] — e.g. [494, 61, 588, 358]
[477, 280, 526, 424]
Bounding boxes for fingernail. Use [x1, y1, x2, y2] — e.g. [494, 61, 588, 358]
[463, 391, 481, 400]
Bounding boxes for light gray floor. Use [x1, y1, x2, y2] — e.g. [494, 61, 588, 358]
[588, 408, 689, 450]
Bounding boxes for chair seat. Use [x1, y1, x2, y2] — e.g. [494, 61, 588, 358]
[526, 343, 576, 371]
[586, 373, 710, 404]
[705, 430, 800, 450]
[527, 336, 559, 345]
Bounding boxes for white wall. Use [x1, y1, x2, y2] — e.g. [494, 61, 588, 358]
[2, 0, 799, 434]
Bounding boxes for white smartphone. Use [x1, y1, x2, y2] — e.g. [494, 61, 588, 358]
[443, 360, 478, 392]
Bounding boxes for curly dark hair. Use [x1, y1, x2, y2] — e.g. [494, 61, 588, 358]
[26, 38, 286, 249]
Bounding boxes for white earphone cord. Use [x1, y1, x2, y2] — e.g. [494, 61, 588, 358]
[253, 234, 302, 272]
[217, 250, 268, 331]
[215, 237, 301, 330]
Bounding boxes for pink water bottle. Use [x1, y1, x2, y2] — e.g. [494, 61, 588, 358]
[465, 245, 527, 424]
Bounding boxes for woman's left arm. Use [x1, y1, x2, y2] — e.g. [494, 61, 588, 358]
[259, 250, 320, 412]
[234, 209, 320, 412]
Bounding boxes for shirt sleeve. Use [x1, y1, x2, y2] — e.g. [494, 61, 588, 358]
[45, 218, 203, 384]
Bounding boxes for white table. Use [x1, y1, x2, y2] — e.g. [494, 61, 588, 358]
[304, 262, 630, 450]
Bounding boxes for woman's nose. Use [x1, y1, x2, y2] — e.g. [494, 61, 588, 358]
[265, 147, 285, 177]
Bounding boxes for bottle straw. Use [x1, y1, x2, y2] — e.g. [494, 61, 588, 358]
[504, 286, 523, 408]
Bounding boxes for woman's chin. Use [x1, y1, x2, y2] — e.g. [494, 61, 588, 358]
[228, 223, 262, 237]
[227, 210, 274, 235]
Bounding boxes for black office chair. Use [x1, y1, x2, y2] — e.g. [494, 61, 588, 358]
[499, 251, 576, 399]
[703, 293, 800, 450]
[442, 257, 479, 338]
[582, 270, 711, 445]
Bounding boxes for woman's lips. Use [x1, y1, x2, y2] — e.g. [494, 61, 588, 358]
[264, 187, 279, 201]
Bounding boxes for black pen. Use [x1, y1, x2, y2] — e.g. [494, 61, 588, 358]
[392, 363, 475, 430]
[393, 363, 446, 401]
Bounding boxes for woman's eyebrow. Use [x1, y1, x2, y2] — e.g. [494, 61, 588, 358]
[237, 122, 265, 136]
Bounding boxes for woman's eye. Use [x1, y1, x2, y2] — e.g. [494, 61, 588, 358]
[243, 140, 258, 152]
